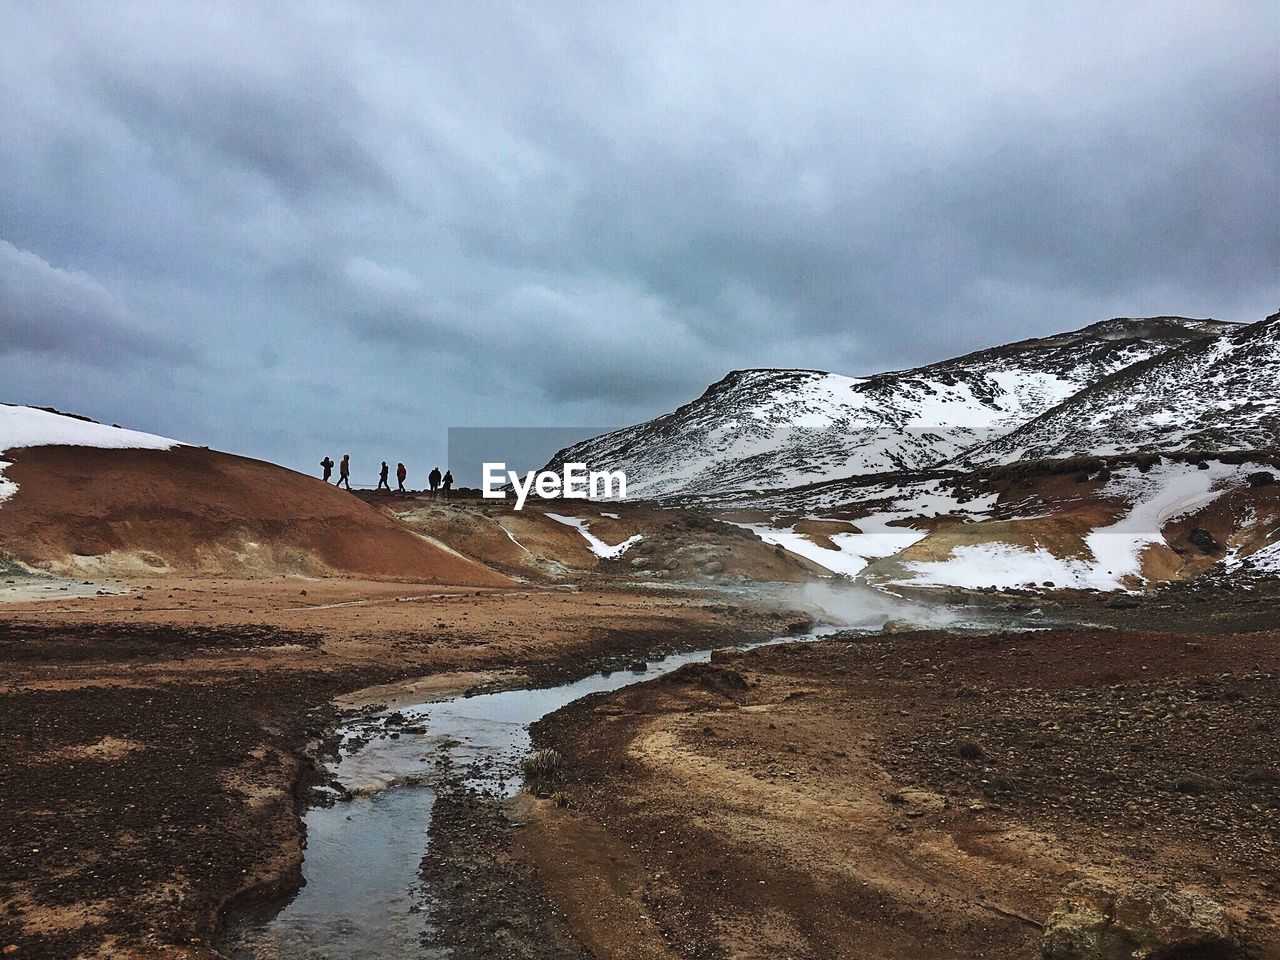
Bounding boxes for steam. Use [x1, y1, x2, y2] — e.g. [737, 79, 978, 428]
[787, 579, 959, 631]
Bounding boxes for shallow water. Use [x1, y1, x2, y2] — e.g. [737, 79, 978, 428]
[221, 629, 841, 958]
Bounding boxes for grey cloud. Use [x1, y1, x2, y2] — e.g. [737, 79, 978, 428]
[0, 2, 1275, 476]
[0, 239, 194, 365]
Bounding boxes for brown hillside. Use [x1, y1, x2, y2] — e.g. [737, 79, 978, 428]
[0, 445, 509, 585]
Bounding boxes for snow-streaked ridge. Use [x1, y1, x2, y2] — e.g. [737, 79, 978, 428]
[545, 317, 1234, 498]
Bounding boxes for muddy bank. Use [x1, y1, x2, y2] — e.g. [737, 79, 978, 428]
[420, 790, 585, 960]
[0, 584, 801, 959]
[889, 577, 1280, 636]
[524, 627, 1280, 959]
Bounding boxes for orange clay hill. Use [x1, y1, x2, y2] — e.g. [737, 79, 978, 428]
[0, 404, 508, 585]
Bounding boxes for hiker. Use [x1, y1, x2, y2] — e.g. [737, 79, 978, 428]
[377, 460, 391, 492]
[442, 469, 453, 498]
[320, 455, 334, 483]
[396, 462, 407, 493]
[337, 454, 351, 490]
[428, 465, 442, 497]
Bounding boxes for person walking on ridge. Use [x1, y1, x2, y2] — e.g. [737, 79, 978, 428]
[442, 469, 453, 498]
[396, 462, 407, 493]
[337, 454, 351, 490]
[321, 456, 334, 483]
[377, 460, 391, 492]
[428, 465, 442, 498]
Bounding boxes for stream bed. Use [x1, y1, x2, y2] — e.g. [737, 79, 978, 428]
[220, 627, 843, 958]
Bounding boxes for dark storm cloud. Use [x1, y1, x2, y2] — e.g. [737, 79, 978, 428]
[0, 1, 1275, 476]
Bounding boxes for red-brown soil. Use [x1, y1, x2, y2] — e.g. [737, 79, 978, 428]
[527, 627, 1280, 959]
[0, 446, 509, 585]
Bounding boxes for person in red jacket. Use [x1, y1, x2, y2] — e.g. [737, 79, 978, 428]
[396, 462, 407, 493]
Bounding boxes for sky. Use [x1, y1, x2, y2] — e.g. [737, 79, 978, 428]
[1, 1, 1276, 484]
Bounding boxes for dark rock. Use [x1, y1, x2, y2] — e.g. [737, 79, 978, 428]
[1188, 528, 1222, 554]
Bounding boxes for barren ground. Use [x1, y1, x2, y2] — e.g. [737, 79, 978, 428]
[523, 624, 1279, 959]
[0, 578, 805, 959]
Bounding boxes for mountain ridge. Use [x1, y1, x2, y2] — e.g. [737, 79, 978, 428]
[545, 315, 1245, 497]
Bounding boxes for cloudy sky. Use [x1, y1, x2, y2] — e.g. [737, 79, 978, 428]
[1, 1, 1276, 483]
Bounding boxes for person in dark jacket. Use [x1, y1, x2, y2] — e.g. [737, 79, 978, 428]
[337, 454, 351, 490]
[428, 466, 442, 497]
[396, 462, 407, 493]
[321, 456, 334, 482]
[442, 470, 453, 497]
[377, 461, 391, 492]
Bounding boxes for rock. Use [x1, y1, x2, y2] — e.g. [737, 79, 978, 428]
[1174, 776, 1210, 795]
[701, 560, 725, 575]
[1041, 880, 1239, 960]
[1188, 528, 1222, 555]
[882, 619, 930, 633]
[1247, 470, 1275, 487]
[629, 556, 648, 568]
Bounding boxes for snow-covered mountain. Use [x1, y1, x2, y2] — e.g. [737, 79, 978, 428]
[963, 312, 1279, 464]
[545, 317, 1235, 497]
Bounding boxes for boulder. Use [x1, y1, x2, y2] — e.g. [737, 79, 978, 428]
[1041, 880, 1240, 960]
[1188, 528, 1222, 555]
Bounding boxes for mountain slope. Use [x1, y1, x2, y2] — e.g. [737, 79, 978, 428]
[963, 312, 1280, 464]
[0, 404, 509, 584]
[545, 317, 1233, 497]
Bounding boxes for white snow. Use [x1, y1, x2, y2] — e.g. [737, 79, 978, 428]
[599, 512, 621, 520]
[1241, 540, 1280, 574]
[1226, 538, 1280, 576]
[0, 404, 178, 454]
[735, 516, 927, 579]
[544, 513, 643, 559]
[496, 522, 530, 554]
[0, 463, 14, 507]
[0, 404, 179, 508]
[897, 462, 1253, 591]
[1082, 462, 1241, 584]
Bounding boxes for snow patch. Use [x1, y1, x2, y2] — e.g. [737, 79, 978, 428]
[735, 516, 927, 579]
[0, 404, 178, 454]
[545, 513, 643, 559]
[897, 462, 1253, 591]
[0, 405, 180, 510]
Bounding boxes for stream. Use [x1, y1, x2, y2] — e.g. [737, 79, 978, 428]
[220, 626, 844, 959]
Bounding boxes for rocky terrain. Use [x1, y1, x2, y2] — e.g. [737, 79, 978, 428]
[0, 310, 1277, 960]
[966, 311, 1280, 464]
[0, 578, 802, 959]
[524, 622, 1279, 959]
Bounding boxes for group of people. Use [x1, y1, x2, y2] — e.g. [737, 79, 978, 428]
[320, 455, 453, 497]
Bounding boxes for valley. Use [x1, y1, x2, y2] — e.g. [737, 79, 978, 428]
[1, 310, 1277, 959]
